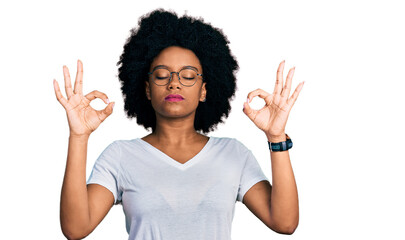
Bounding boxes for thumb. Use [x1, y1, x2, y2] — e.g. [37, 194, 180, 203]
[243, 101, 256, 121]
[98, 101, 115, 122]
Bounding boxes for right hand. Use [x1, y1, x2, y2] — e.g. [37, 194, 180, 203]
[53, 60, 115, 137]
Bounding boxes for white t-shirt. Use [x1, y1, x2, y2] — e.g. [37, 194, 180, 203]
[87, 136, 269, 240]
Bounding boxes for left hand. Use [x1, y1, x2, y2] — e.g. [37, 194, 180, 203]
[243, 60, 304, 141]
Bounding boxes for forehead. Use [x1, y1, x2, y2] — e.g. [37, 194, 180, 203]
[150, 46, 202, 71]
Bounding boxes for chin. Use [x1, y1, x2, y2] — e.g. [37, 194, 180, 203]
[159, 109, 196, 119]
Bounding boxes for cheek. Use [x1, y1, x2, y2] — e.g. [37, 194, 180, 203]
[148, 85, 162, 99]
[149, 90, 163, 108]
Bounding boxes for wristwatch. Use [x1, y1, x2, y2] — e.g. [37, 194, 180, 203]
[268, 134, 293, 152]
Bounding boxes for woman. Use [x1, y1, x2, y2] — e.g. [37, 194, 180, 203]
[54, 9, 304, 240]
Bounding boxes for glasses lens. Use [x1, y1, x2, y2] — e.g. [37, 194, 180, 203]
[179, 69, 198, 86]
[152, 69, 170, 85]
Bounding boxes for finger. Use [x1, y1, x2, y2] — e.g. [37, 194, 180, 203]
[85, 90, 110, 104]
[97, 102, 115, 122]
[74, 59, 83, 95]
[53, 79, 68, 108]
[287, 81, 305, 108]
[247, 88, 273, 106]
[281, 67, 295, 99]
[243, 100, 257, 122]
[273, 60, 285, 95]
[63, 65, 74, 99]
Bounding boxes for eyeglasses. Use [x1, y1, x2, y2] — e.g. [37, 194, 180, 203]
[148, 67, 203, 87]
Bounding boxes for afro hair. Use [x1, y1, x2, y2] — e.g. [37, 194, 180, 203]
[117, 9, 239, 133]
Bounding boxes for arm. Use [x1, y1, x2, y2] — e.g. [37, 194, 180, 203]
[267, 134, 299, 233]
[54, 60, 115, 239]
[242, 60, 303, 234]
[242, 137, 299, 234]
[60, 135, 114, 239]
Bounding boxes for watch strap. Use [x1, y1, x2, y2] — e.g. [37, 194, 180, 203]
[268, 134, 293, 152]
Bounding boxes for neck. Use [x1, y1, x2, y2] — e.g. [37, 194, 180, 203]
[149, 114, 202, 145]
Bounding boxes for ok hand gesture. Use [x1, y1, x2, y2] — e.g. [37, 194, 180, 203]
[243, 61, 304, 142]
[53, 60, 115, 137]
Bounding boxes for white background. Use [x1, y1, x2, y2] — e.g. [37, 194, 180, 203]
[1, 0, 404, 239]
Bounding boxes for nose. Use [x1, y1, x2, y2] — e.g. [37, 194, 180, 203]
[168, 72, 182, 89]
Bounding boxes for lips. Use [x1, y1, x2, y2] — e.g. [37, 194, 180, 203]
[165, 94, 184, 102]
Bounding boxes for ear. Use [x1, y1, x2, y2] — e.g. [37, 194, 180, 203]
[199, 82, 207, 102]
[145, 81, 151, 100]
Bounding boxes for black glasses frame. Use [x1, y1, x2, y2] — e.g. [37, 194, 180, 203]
[148, 68, 203, 87]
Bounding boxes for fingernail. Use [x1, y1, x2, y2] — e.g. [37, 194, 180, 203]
[106, 98, 110, 104]
[246, 97, 249, 103]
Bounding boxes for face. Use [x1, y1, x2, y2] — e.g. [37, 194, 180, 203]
[145, 46, 207, 119]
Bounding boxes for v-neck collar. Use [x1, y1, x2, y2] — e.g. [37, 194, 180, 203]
[136, 137, 214, 171]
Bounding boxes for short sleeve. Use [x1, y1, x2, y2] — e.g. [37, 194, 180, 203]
[87, 141, 122, 204]
[236, 149, 269, 202]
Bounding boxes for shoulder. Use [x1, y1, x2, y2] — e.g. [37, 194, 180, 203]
[96, 139, 141, 167]
[110, 138, 149, 155]
[111, 138, 144, 146]
[97, 139, 135, 159]
[209, 136, 251, 154]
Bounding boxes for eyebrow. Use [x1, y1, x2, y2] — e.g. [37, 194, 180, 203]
[151, 65, 199, 72]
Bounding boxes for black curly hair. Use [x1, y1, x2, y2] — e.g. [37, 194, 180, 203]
[117, 9, 239, 133]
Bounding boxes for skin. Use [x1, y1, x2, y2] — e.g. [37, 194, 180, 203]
[242, 60, 304, 234]
[54, 60, 115, 239]
[54, 46, 303, 239]
[142, 46, 208, 162]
